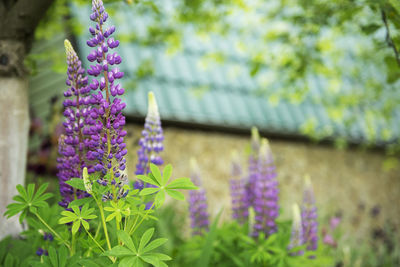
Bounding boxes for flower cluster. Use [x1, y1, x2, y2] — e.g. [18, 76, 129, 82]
[288, 204, 304, 255]
[230, 151, 246, 222]
[301, 176, 319, 255]
[189, 158, 209, 235]
[86, 0, 128, 186]
[228, 128, 280, 238]
[242, 127, 261, 219]
[57, 40, 92, 208]
[134, 92, 164, 189]
[252, 139, 279, 237]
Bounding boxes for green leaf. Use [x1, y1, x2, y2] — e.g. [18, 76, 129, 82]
[166, 178, 198, 190]
[139, 188, 160, 196]
[48, 246, 58, 267]
[162, 164, 172, 185]
[196, 209, 223, 267]
[165, 189, 185, 201]
[27, 184, 35, 201]
[4, 253, 14, 267]
[117, 230, 137, 253]
[106, 213, 116, 222]
[119, 257, 137, 267]
[33, 183, 49, 201]
[65, 178, 86, 191]
[16, 185, 28, 201]
[154, 190, 165, 208]
[149, 164, 162, 185]
[81, 220, 90, 230]
[102, 246, 133, 257]
[136, 175, 159, 187]
[138, 228, 154, 253]
[58, 245, 68, 267]
[72, 221, 80, 235]
[140, 255, 159, 266]
[68, 197, 93, 208]
[142, 238, 168, 254]
[59, 217, 74, 224]
[390, 0, 400, 14]
[147, 253, 171, 261]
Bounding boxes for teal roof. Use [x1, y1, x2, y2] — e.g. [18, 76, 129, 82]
[66, 3, 400, 145]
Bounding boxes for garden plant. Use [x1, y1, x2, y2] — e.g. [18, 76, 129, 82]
[2, 0, 197, 266]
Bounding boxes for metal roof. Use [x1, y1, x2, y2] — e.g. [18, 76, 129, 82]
[29, 2, 400, 146]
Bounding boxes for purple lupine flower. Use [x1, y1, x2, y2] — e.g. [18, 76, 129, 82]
[57, 40, 92, 208]
[242, 127, 261, 219]
[189, 158, 209, 235]
[36, 248, 45, 256]
[288, 204, 304, 255]
[86, 0, 127, 190]
[230, 150, 246, 222]
[301, 175, 318, 255]
[134, 92, 164, 189]
[252, 138, 279, 237]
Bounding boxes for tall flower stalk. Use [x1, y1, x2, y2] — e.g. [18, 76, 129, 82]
[242, 126, 261, 219]
[301, 175, 318, 256]
[85, 0, 127, 197]
[288, 203, 304, 255]
[57, 40, 91, 208]
[252, 138, 279, 237]
[134, 92, 164, 189]
[230, 150, 246, 222]
[189, 158, 209, 235]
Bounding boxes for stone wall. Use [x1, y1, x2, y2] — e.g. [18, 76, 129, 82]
[125, 124, 400, 241]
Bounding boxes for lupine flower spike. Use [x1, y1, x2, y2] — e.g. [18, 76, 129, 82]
[230, 150, 246, 223]
[57, 40, 91, 208]
[301, 175, 318, 257]
[252, 138, 279, 237]
[86, 0, 128, 199]
[288, 203, 304, 255]
[134, 91, 164, 189]
[243, 126, 261, 219]
[189, 158, 210, 236]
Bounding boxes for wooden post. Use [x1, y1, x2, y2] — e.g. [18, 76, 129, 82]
[0, 77, 29, 239]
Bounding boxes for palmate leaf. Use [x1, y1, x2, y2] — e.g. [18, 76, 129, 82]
[103, 228, 170, 267]
[59, 203, 96, 234]
[138, 164, 198, 207]
[4, 183, 53, 223]
[65, 178, 86, 191]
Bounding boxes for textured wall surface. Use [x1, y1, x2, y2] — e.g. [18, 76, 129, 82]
[125, 124, 400, 240]
[0, 78, 29, 239]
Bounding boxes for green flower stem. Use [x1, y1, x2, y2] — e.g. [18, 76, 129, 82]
[94, 196, 112, 250]
[33, 212, 71, 250]
[129, 202, 155, 235]
[127, 213, 140, 235]
[84, 228, 105, 253]
[71, 232, 76, 256]
[94, 220, 101, 239]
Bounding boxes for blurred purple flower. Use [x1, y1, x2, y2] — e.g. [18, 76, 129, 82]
[242, 127, 261, 219]
[189, 158, 209, 235]
[134, 92, 164, 189]
[330, 216, 341, 231]
[301, 176, 318, 254]
[288, 204, 304, 255]
[252, 138, 279, 237]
